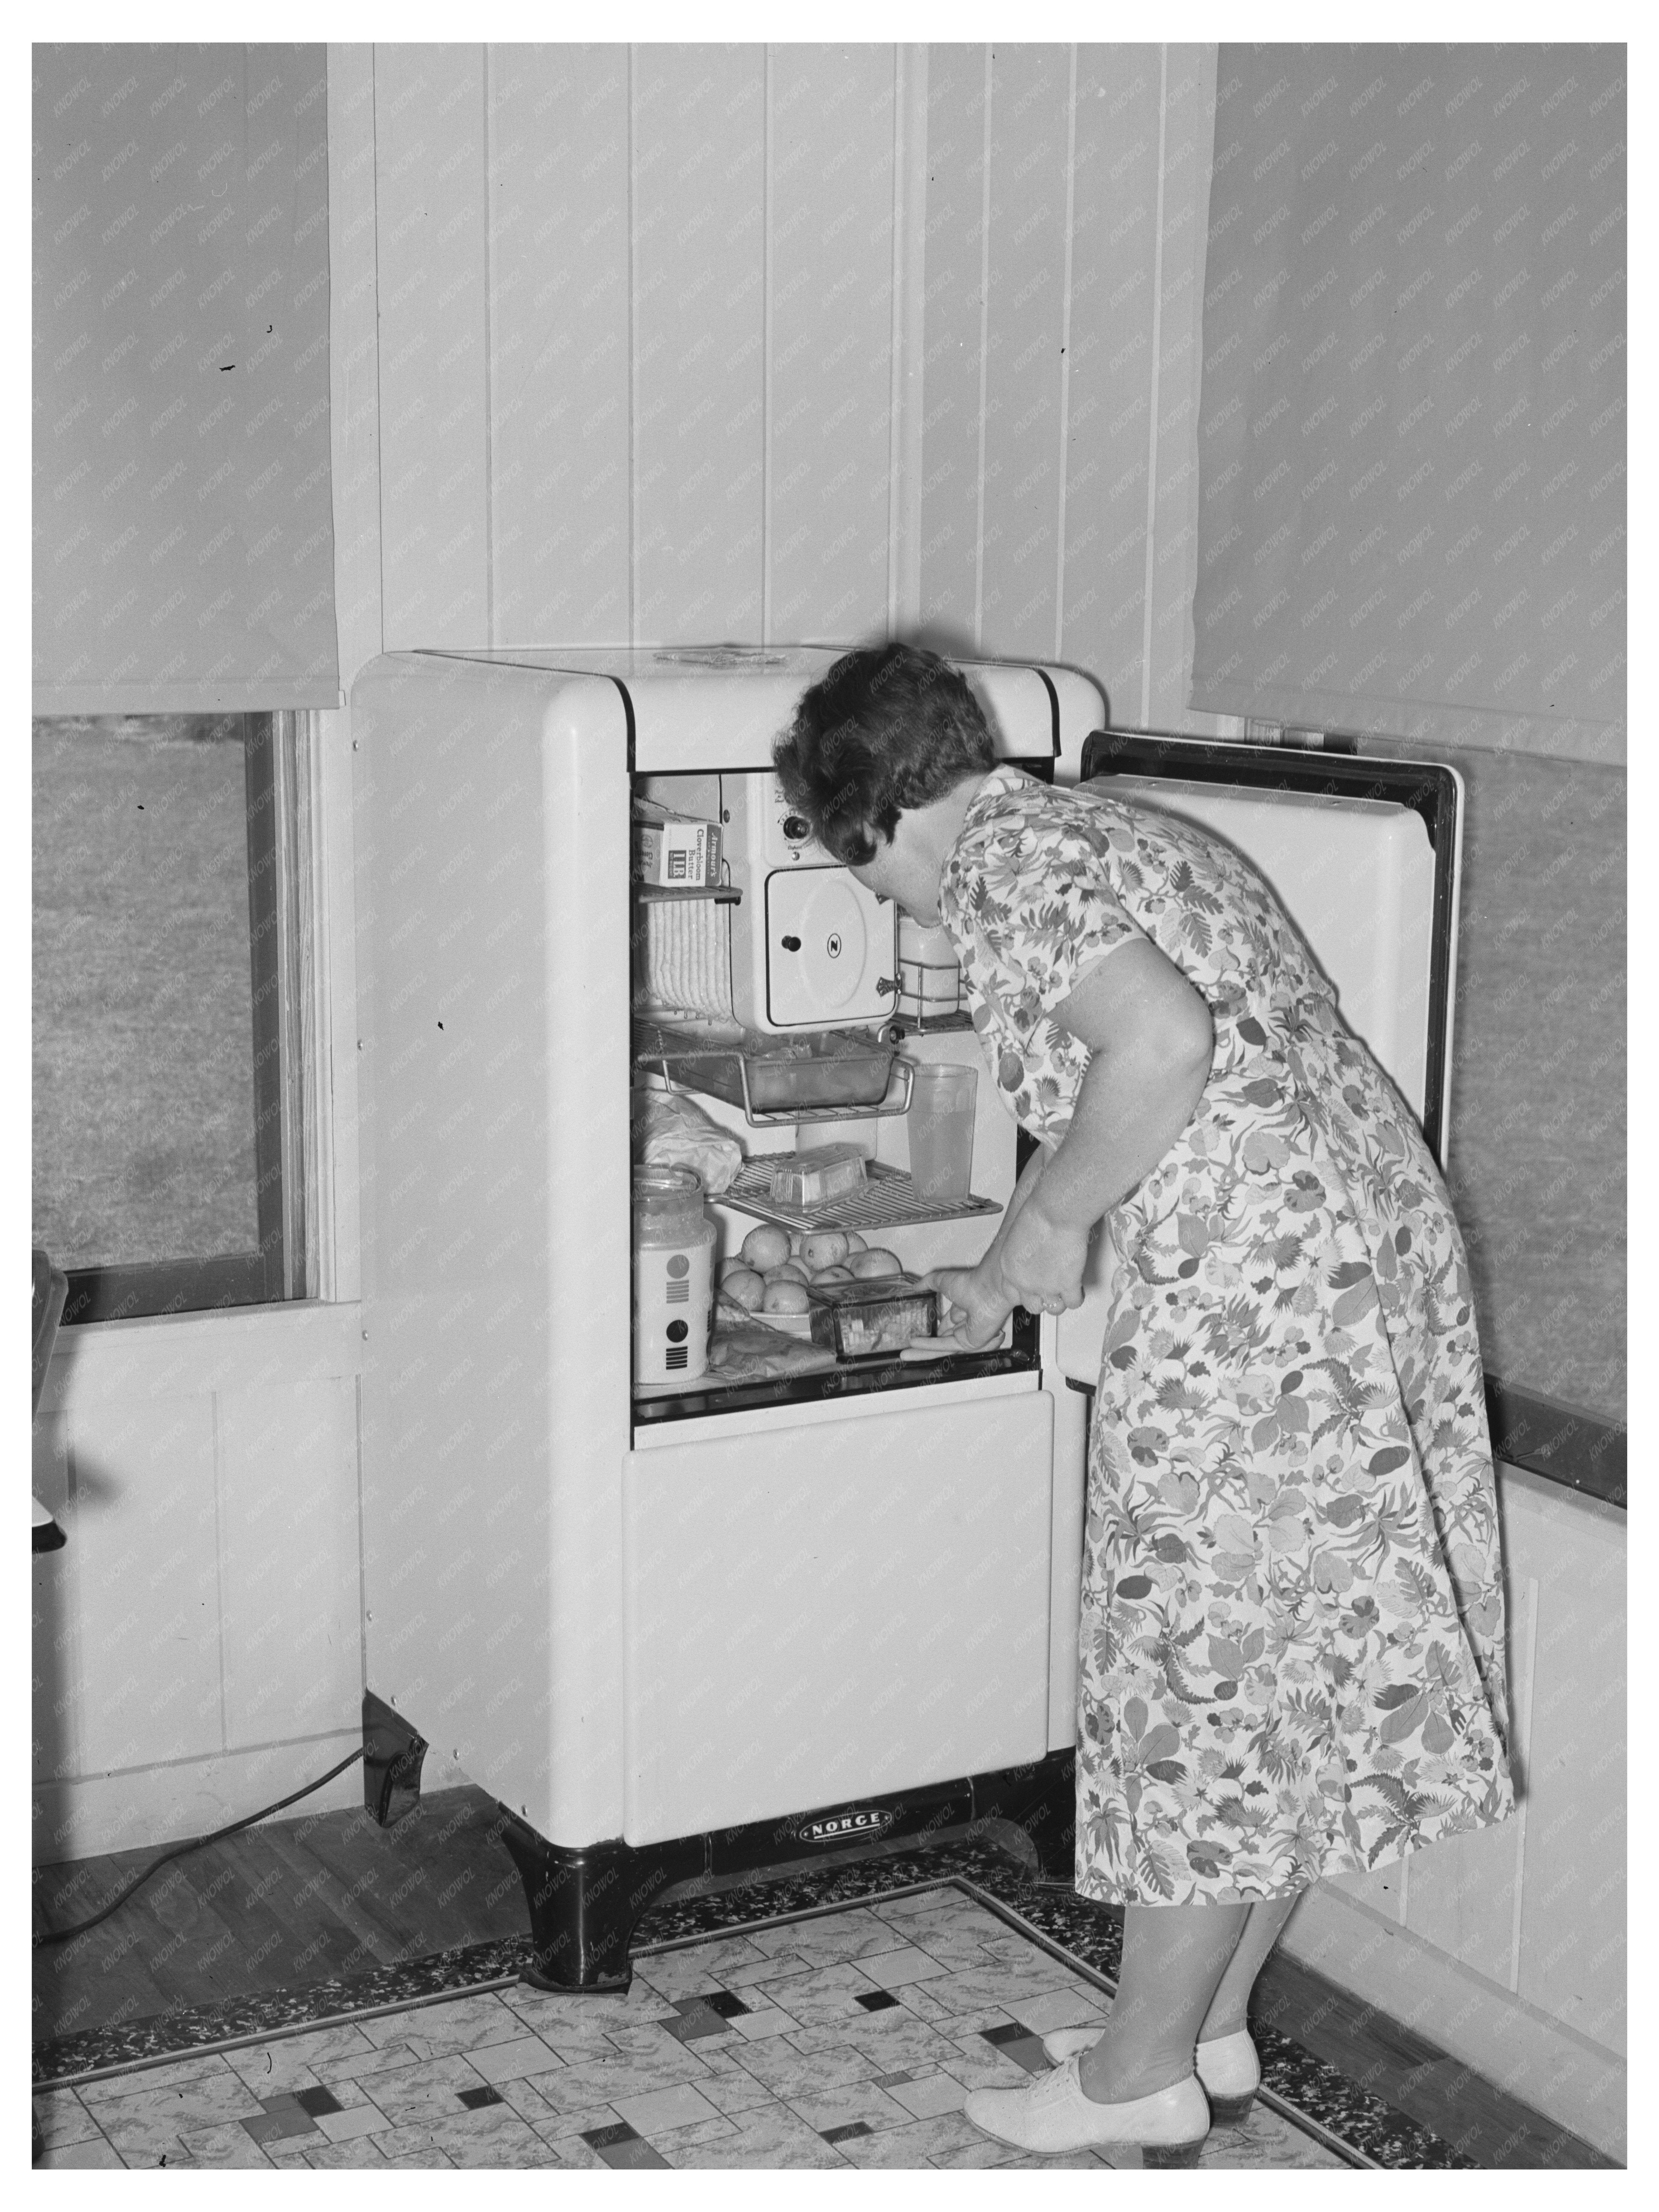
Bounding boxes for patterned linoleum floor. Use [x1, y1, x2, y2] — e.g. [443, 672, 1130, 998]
[35, 1885, 1352, 2172]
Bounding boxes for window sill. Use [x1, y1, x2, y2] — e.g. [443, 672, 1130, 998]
[1483, 1378, 1626, 1511]
[37, 1299, 362, 1414]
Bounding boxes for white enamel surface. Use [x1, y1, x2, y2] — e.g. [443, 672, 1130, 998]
[1055, 770, 1447, 1392]
[353, 649, 1097, 1849]
[356, 654, 634, 1843]
[1106, 775, 1438, 1117]
[621, 1390, 1054, 1845]
[764, 868, 893, 1025]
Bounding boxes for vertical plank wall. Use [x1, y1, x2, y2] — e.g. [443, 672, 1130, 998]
[31, 41, 1621, 2150]
[33, 1309, 367, 1865]
[367, 39, 1218, 728]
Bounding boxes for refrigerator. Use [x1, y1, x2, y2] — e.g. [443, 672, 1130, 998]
[350, 644, 1461, 1990]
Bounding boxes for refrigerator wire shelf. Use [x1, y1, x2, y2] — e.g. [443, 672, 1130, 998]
[722, 1158, 1000, 1233]
[637, 1039, 914, 1128]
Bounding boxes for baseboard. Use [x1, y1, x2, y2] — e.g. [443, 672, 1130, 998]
[1277, 1882, 1625, 2164]
[32, 1739, 474, 1866]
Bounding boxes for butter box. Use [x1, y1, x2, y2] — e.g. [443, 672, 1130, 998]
[768, 1145, 869, 1208]
[633, 800, 723, 887]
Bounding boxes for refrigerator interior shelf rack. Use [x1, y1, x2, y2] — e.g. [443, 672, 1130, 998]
[637, 1046, 915, 1128]
[721, 1157, 1000, 1234]
[633, 882, 742, 903]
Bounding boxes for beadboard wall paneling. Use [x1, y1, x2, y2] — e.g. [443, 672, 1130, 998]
[913, 41, 1217, 734]
[766, 44, 897, 645]
[1062, 48, 1163, 715]
[977, 44, 1072, 661]
[31, 1413, 77, 1841]
[59, 1397, 222, 1782]
[32, 1339, 368, 1865]
[1142, 49, 1216, 733]
[217, 1379, 361, 1753]
[374, 44, 491, 648]
[1278, 1464, 1626, 2157]
[631, 46, 768, 644]
[1504, 1473, 1626, 2052]
[328, 43, 386, 691]
[1315, 1461, 1625, 2063]
[487, 46, 632, 645]
[915, 44, 991, 648]
[363, 37, 1213, 715]
[321, 39, 382, 1307]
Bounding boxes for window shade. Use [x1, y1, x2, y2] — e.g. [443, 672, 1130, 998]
[33, 44, 339, 712]
[1192, 46, 1625, 761]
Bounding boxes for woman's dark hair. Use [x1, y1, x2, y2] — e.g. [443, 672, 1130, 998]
[773, 644, 996, 864]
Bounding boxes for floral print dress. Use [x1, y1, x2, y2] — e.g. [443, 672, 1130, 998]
[939, 764, 1515, 1906]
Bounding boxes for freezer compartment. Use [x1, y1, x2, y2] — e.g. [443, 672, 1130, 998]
[676, 769, 900, 1035]
[621, 1385, 1055, 1845]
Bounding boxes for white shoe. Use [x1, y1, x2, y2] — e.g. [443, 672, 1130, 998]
[1041, 2025, 1261, 2124]
[964, 2055, 1208, 2163]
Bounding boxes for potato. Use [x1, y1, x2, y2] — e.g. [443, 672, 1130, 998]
[741, 1224, 791, 1273]
[802, 1230, 850, 1270]
[849, 1248, 902, 1279]
[761, 1278, 811, 1314]
[722, 1266, 766, 1311]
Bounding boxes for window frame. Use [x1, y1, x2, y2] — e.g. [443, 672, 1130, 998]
[48, 710, 319, 1327]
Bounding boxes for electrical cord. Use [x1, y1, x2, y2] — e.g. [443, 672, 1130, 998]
[33, 1746, 367, 1947]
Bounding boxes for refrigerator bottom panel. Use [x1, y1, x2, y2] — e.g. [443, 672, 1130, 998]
[621, 1391, 1056, 1848]
[495, 1748, 1077, 1991]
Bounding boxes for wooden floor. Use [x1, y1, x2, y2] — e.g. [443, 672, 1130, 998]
[33, 1787, 526, 2041]
[34, 1786, 1614, 2169]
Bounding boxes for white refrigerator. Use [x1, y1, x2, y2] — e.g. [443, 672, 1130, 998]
[350, 644, 1460, 1989]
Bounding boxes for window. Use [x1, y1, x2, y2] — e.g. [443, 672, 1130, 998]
[31, 712, 316, 1323]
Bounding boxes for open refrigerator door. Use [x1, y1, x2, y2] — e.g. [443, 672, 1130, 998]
[1053, 730, 1461, 1390]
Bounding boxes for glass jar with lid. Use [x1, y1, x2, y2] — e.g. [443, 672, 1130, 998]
[631, 1164, 716, 1386]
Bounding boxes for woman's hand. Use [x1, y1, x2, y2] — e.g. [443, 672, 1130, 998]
[995, 1200, 1090, 1318]
[924, 1263, 1019, 1351]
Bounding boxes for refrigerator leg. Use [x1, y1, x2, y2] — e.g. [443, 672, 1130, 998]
[497, 1811, 703, 1993]
[972, 1749, 1077, 1884]
[362, 1690, 429, 1829]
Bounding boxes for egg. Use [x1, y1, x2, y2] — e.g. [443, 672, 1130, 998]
[741, 1224, 791, 1273]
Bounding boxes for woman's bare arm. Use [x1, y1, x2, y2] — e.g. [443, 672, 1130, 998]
[1023, 935, 1214, 1240]
[931, 939, 1212, 1342]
